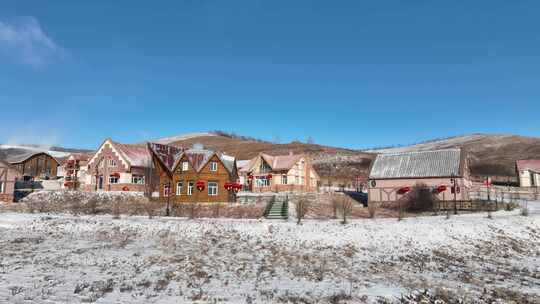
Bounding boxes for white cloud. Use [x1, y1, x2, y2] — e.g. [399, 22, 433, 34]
[0, 17, 66, 67]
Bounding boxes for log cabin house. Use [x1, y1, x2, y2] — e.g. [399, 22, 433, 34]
[149, 143, 239, 203]
[8, 152, 65, 180]
[239, 152, 320, 193]
[367, 149, 472, 204]
[85, 139, 153, 192]
[0, 160, 22, 202]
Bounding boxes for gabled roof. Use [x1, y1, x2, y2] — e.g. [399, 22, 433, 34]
[369, 149, 462, 179]
[6, 151, 68, 165]
[242, 153, 305, 173]
[516, 159, 540, 173]
[0, 159, 10, 167]
[171, 148, 236, 174]
[148, 142, 184, 171]
[87, 139, 152, 169]
[111, 141, 152, 168]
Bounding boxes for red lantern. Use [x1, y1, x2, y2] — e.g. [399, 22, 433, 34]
[224, 182, 232, 190]
[267, 174, 272, 180]
[435, 185, 447, 193]
[122, 186, 129, 191]
[248, 174, 254, 180]
[111, 172, 120, 178]
[397, 186, 411, 195]
[196, 180, 205, 191]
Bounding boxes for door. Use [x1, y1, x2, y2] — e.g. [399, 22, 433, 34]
[98, 176, 104, 190]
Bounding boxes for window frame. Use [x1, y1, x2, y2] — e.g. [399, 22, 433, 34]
[176, 181, 183, 196]
[210, 161, 218, 172]
[109, 175, 119, 184]
[208, 182, 218, 196]
[182, 161, 189, 171]
[109, 159, 117, 167]
[132, 175, 145, 184]
[187, 181, 194, 195]
[164, 184, 171, 197]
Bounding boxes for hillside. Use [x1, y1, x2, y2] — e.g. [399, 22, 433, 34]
[367, 133, 540, 182]
[163, 133, 375, 185]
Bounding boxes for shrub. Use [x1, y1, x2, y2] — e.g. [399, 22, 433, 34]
[403, 183, 437, 213]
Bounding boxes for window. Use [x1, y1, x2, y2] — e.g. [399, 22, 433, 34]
[176, 182, 183, 195]
[187, 181, 194, 195]
[164, 184, 171, 197]
[281, 175, 288, 185]
[259, 161, 272, 173]
[295, 176, 299, 184]
[0, 181, 4, 194]
[109, 175, 119, 184]
[256, 177, 270, 187]
[208, 182, 218, 196]
[132, 175, 145, 184]
[109, 159, 117, 167]
[182, 161, 189, 171]
[210, 161, 218, 172]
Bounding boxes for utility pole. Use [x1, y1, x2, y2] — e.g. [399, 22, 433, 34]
[451, 174, 457, 215]
[166, 181, 171, 216]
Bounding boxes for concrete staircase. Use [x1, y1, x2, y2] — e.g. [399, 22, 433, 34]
[265, 197, 289, 220]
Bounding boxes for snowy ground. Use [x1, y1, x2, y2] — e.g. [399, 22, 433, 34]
[0, 209, 539, 303]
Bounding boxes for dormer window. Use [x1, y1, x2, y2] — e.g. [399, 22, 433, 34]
[210, 161, 218, 172]
[182, 161, 189, 171]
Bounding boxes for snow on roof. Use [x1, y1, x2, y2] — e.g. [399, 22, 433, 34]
[516, 159, 540, 173]
[369, 149, 462, 179]
[169, 148, 236, 174]
[6, 150, 70, 165]
[261, 153, 303, 171]
[236, 160, 250, 171]
[148, 142, 184, 171]
[110, 141, 152, 168]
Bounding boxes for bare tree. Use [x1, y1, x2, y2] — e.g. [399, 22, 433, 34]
[340, 196, 353, 225]
[295, 196, 311, 225]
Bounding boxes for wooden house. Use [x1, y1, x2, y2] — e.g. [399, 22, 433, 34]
[8, 152, 64, 180]
[149, 143, 239, 203]
[368, 149, 471, 204]
[239, 152, 320, 193]
[85, 139, 153, 192]
[0, 160, 22, 202]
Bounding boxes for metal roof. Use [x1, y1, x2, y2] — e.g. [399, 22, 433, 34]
[369, 149, 462, 179]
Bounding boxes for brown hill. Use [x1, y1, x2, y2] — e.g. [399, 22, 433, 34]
[164, 133, 375, 186]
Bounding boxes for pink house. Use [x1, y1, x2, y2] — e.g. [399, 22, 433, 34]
[85, 139, 153, 192]
[239, 152, 320, 193]
[368, 149, 471, 204]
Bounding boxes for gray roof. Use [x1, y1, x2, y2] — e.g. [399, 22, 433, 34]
[369, 149, 462, 179]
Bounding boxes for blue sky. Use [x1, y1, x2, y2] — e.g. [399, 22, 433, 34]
[0, 1, 538, 150]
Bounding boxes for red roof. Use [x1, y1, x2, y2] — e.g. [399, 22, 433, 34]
[516, 160, 540, 173]
[110, 141, 152, 168]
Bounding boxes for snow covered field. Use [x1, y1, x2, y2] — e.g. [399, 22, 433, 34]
[0, 210, 539, 303]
